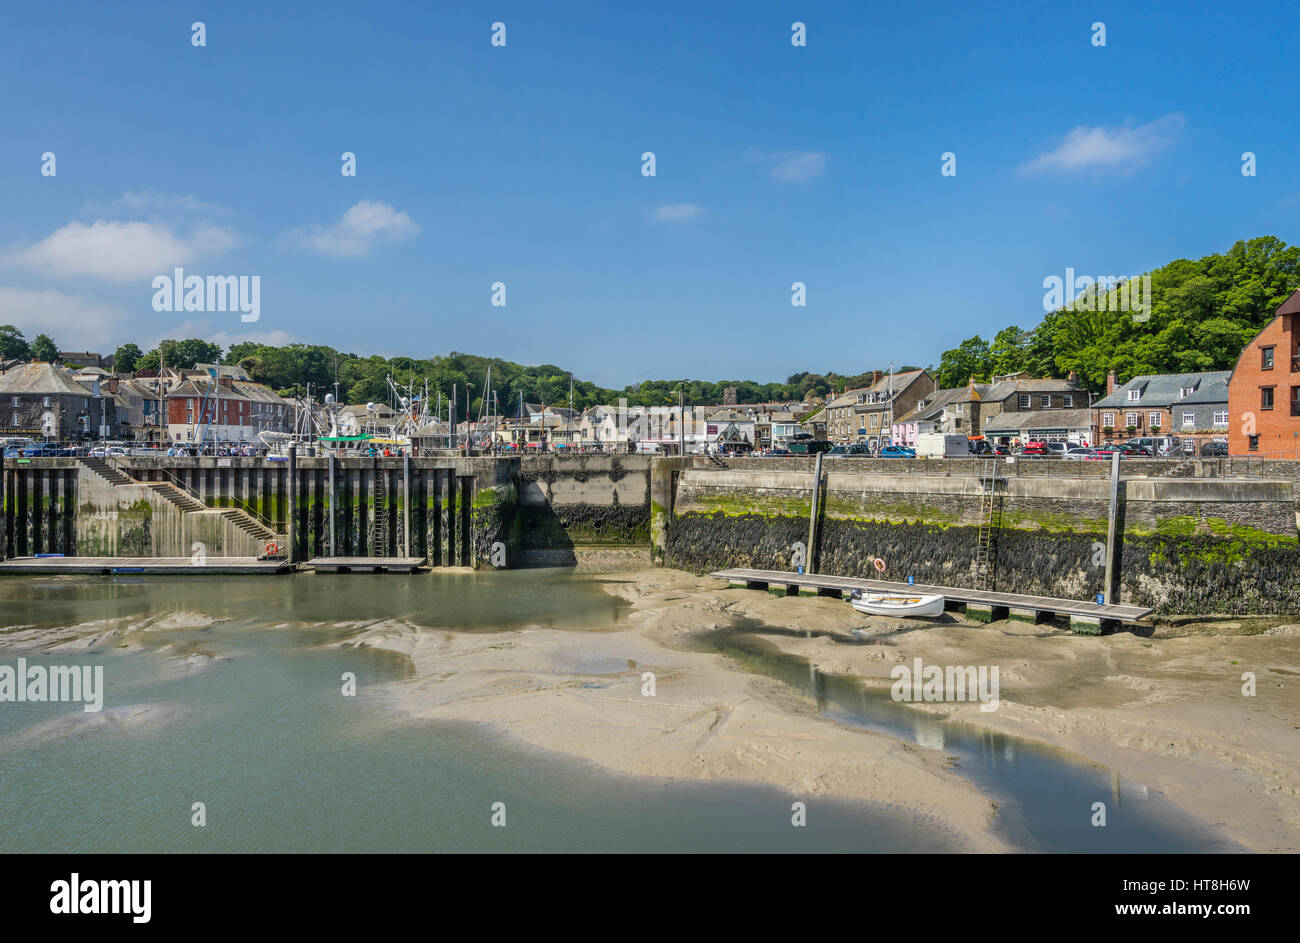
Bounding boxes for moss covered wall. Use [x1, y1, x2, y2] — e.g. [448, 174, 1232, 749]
[665, 468, 1300, 615]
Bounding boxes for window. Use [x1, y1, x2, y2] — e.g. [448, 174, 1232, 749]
[1182, 411, 1195, 428]
[1262, 346, 1275, 370]
[1213, 411, 1229, 427]
[42, 396, 51, 407]
[1262, 387, 1275, 410]
[955, 403, 962, 415]
[1063, 394, 1073, 407]
[1150, 411, 1162, 427]
[1102, 412, 1114, 428]
[1249, 434, 1259, 451]
[9, 396, 17, 407]
[1180, 387, 1194, 398]
[1127, 389, 1141, 401]
[1125, 412, 1139, 428]
[10, 412, 17, 427]
[1019, 394, 1030, 408]
[1041, 394, 1051, 408]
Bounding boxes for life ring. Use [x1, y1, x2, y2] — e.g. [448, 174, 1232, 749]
[873, 557, 886, 573]
[265, 541, 280, 556]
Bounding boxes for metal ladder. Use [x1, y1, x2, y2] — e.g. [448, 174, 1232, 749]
[370, 465, 387, 556]
[974, 458, 1000, 589]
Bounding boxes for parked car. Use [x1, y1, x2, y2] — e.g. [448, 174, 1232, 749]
[878, 445, 915, 458]
[764, 448, 791, 456]
[828, 443, 871, 456]
[1118, 443, 1153, 456]
[1062, 445, 1093, 459]
[1019, 441, 1051, 456]
[1200, 439, 1230, 457]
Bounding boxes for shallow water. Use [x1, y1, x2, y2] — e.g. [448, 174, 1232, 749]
[0, 573, 961, 853]
[696, 624, 1239, 853]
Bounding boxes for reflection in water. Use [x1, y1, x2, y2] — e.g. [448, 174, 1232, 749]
[697, 625, 1236, 853]
[0, 573, 961, 854]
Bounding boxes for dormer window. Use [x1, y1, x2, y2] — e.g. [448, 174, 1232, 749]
[1127, 389, 1141, 402]
[1179, 387, 1194, 398]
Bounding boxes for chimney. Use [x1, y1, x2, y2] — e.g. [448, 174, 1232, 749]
[1106, 370, 1116, 395]
[106, 377, 119, 394]
[1067, 370, 1077, 384]
[219, 377, 234, 390]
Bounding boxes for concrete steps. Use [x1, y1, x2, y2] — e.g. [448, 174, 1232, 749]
[80, 457, 134, 486]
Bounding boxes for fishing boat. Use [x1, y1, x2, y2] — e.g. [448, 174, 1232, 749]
[849, 589, 945, 618]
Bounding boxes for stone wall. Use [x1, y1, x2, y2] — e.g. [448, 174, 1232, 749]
[664, 466, 1300, 615]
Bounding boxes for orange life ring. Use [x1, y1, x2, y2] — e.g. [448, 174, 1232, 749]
[873, 557, 886, 573]
[265, 541, 280, 556]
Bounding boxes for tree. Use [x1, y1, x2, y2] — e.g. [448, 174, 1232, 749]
[934, 335, 991, 388]
[0, 325, 31, 360]
[114, 343, 142, 373]
[31, 334, 59, 363]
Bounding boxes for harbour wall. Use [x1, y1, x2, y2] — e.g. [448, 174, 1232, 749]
[663, 464, 1300, 615]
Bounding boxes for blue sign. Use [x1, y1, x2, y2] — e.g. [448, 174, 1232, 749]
[907, 575, 914, 586]
[1096, 592, 1104, 605]
[797, 565, 804, 575]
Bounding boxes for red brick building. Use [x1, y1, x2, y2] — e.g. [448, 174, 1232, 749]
[1228, 289, 1300, 456]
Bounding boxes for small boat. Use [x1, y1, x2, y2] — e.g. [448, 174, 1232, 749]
[849, 590, 945, 618]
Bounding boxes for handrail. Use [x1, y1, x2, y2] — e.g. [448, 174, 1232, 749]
[105, 454, 281, 532]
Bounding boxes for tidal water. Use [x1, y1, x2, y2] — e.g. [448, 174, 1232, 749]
[0, 572, 953, 853]
[0, 572, 1233, 853]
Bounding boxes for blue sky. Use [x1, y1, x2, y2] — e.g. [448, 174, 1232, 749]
[1, 0, 1296, 386]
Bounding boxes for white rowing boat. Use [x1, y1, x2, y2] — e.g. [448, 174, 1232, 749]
[849, 591, 945, 618]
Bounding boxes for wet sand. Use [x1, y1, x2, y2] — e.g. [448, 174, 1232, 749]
[349, 560, 1299, 853]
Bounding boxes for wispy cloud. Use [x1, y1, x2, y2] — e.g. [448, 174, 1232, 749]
[4, 220, 239, 282]
[1020, 113, 1185, 175]
[86, 190, 227, 218]
[745, 148, 829, 181]
[653, 203, 704, 222]
[0, 286, 127, 348]
[287, 200, 420, 257]
[770, 151, 828, 181]
[146, 320, 297, 350]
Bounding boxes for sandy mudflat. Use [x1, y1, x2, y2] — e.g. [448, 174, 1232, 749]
[689, 580, 1300, 854]
[347, 562, 1300, 853]
[342, 566, 1008, 851]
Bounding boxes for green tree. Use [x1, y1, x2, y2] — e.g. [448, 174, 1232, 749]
[114, 342, 142, 373]
[0, 325, 31, 360]
[31, 334, 59, 363]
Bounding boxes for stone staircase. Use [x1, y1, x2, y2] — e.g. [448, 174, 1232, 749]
[80, 456, 134, 486]
[80, 458, 283, 548]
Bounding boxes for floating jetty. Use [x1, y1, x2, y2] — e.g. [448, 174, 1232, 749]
[709, 567, 1153, 634]
[0, 556, 291, 575]
[307, 556, 426, 574]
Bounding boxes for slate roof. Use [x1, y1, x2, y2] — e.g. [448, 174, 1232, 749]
[0, 362, 97, 396]
[982, 408, 1093, 432]
[1092, 371, 1231, 409]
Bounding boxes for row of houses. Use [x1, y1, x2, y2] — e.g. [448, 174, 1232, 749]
[819, 289, 1300, 457]
[5, 288, 1297, 454]
[0, 360, 296, 444]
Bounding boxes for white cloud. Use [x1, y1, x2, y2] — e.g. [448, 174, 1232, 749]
[653, 203, 704, 222]
[770, 151, 829, 182]
[5, 220, 239, 282]
[1020, 113, 1185, 175]
[0, 286, 127, 349]
[87, 190, 226, 217]
[287, 200, 420, 257]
